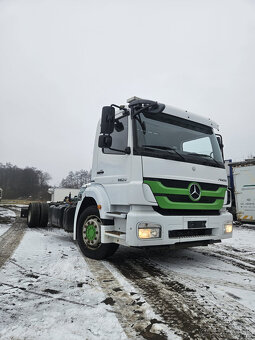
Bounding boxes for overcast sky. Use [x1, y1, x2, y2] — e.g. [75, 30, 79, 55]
[1, 0, 255, 185]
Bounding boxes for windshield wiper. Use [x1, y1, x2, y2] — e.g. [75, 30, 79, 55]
[142, 145, 186, 161]
[187, 152, 222, 166]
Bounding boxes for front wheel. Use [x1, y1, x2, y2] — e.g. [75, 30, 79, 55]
[77, 206, 119, 260]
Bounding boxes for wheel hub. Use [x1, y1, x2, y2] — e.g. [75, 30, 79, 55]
[82, 217, 101, 248]
[86, 224, 97, 241]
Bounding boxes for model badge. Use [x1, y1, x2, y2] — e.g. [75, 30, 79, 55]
[192, 166, 196, 171]
[189, 183, 201, 201]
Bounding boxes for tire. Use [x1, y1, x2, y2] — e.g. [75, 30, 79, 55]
[39, 203, 49, 227]
[77, 206, 119, 260]
[48, 205, 55, 226]
[27, 203, 40, 228]
[51, 205, 59, 227]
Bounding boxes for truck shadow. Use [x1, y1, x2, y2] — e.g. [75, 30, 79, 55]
[108, 245, 206, 267]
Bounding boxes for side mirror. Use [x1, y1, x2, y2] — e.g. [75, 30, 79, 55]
[216, 134, 224, 159]
[100, 106, 115, 134]
[216, 134, 223, 148]
[98, 135, 112, 148]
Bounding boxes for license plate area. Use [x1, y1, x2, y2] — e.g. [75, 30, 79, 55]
[188, 220, 206, 229]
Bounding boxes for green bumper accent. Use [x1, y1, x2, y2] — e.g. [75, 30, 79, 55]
[144, 180, 226, 210]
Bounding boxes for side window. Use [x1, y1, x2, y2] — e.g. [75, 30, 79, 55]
[182, 137, 213, 156]
[103, 116, 128, 154]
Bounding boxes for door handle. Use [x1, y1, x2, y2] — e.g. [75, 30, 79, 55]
[97, 170, 104, 174]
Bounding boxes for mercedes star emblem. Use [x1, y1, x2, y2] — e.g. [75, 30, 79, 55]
[189, 183, 201, 201]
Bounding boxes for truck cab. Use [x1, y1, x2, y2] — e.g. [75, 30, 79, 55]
[73, 97, 233, 259]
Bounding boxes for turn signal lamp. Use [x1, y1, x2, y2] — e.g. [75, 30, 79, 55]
[224, 223, 233, 233]
[138, 223, 161, 239]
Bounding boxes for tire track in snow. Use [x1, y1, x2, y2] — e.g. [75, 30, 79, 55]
[84, 257, 177, 340]
[0, 282, 95, 307]
[0, 217, 26, 268]
[145, 255, 255, 337]
[191, 248, 255, 274]
[109, 256, 250, 340]
[213, 245, 255, 266]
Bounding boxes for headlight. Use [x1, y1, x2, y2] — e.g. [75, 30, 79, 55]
[137, 222, 161, 239]
[224, 223, 233, 233]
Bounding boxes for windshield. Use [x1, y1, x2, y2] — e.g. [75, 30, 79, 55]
[133, 112, 224, 168]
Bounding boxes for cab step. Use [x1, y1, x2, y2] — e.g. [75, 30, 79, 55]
[104, 231, 126, 239]
[106, 212, 127, 219]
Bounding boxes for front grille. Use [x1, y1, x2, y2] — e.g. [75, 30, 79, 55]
[153, 207, 220, 216]
[144, 177, 227, 212]
[144, 177, 227, 191]
[164, 195, 220, 203]
[169, 228, 212, 238]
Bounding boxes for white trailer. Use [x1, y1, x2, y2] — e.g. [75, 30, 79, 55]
[48, 188, 80, 202]
[231, 159, 255, 222]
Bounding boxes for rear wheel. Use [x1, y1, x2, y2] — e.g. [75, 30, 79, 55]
[39, 203, 49, 227]
[77, 206, 119, 260]
[27, 203, 40, 228]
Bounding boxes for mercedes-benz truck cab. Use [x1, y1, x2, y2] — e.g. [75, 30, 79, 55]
[74, 97, 232, 259]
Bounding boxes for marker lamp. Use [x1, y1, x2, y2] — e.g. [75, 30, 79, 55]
[224, 223, 233, 233]
[138, 223, 161, 239]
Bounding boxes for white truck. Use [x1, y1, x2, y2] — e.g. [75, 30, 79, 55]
[26, 97, 233, 259]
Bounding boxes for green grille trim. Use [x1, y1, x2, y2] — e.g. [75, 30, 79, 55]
[144, 179, 227, 210]
[155, 196, 224, 210]
[144, 180, 226, 197]
[145, 180, 188, 195]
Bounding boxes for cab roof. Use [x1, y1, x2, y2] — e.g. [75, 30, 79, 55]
[163, 104, 219, 130]
[126, 97, 219, 130]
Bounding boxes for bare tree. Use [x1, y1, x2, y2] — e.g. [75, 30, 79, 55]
[0, 163, 51, 200]
[60, 169, 91, 189]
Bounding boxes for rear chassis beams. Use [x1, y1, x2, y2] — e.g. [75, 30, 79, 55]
[22, 202, 76, 231]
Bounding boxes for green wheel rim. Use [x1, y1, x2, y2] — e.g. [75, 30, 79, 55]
[86, 224, 97, 241]
[82, 215, 101, 249]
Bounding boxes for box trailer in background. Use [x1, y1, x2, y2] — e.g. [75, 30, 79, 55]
[48, 188, 80, 202]
[231, 159, 255, 223]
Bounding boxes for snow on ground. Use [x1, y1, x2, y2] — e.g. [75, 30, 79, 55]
[0, 207, 15, 236]
[0, 207, 255, 339]
[0, 207, 16, 218]
[0, 226, 127, 340]
[138, 226, 255, 336]
[0, 224, 11, 237]
[224, 224, 255, 252]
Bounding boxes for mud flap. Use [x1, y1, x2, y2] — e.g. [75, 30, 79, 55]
[21, 207, 28, 218]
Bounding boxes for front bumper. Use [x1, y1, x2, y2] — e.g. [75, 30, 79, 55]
[125, 207, 233, 247]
